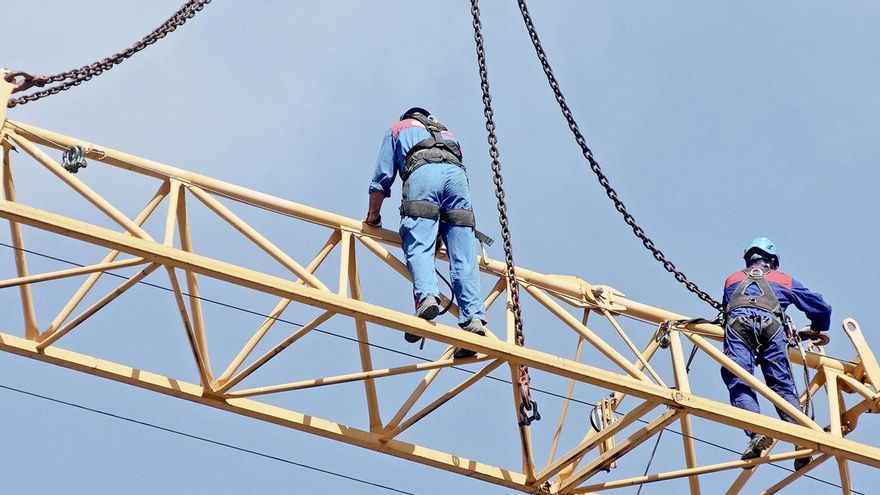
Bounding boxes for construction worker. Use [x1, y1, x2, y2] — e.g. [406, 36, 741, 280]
[722, 237, 831, 469]
[365, 107, 486, 358]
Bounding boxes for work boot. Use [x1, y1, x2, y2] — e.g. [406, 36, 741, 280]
[741, 433, 773, 461]
[405, 296, 441, 343]
[793, 447, 811, 471]
[453, 318, 487, 359]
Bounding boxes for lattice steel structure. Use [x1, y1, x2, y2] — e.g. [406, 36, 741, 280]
[1, 76, 878, 494]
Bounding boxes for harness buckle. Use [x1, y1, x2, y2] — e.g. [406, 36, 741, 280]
[748, 267, 765, 277]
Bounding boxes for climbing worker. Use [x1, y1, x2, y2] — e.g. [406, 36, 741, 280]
[364, 107, 486, 359]
[721, 237, 832, 469]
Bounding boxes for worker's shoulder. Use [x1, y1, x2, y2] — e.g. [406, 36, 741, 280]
[766, 270, 793, 289]
[390, 118, 457, 140]
[723, 269, 793, 289]
[724, 270, 747, 288]
[391, 118, 427, 138]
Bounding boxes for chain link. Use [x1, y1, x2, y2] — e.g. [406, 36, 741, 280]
[516, 0, 723, 313]
[470, 0, 537, 418]
[7, 0, 212, 108]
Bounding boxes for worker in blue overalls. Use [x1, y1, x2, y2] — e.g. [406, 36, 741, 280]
[365, 107, 486, 358]
[722, 237, 832, 469]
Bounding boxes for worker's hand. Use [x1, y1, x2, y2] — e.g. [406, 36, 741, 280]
[798, 329, 830, 346]
[363, 213, 381, 227]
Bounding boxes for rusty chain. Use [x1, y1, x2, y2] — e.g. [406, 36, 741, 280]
[6, 0, 212, 108]
[516, 0, 723, 313]
[470, 0, 538, 424]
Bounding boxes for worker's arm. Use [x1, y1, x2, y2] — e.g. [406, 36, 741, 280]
[789, 279, 832, 331]
[364, 190, 384, 226]
[366, 129, 397, 226]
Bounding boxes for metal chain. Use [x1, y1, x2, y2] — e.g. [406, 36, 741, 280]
[516, 0, 723, 312]
[6, 0, 212, 108]
[470, 0, 537, 419]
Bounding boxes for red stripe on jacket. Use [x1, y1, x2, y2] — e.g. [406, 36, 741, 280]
[724, 269, 792, 290]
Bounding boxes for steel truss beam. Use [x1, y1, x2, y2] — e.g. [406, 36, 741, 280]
[0, 97, 878, 494]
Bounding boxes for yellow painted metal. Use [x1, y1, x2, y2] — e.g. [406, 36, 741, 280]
[43, 182, 169, 337]
[0, 331, 530, 490]
[837, 372, 878, 403]
[0, 119, 877, 494]
[761, 453, 831, 495]
[842, 318, 880, 388]
[37, 263, 161, 349]
[215, 231, 340, 387]
[596, 398, 618, 470]
[603, 308, 666, 386]
[345, 233, 383, 432]
[556, 409, 682, 493]
[573, 448, 813, 493]
[0, 70, 13, 127]
[383, 359, 505, 441]
[524, 283, 651, 381]
[165, 265, 213, 387]
[0, 256, 145, 289]
[1, 140, 39, 339]
[0, 119, 861, 372]
[686, 331, 822, 431]
[668, 329, 701, 495]
[189, 185, 329, 291]
[218, 311, 335, 394]
[229, 354, 490, 398]
[536, 400, 658, 486]
[546, 331, 586, 467]
[381, 347, 455, 437]
[8, 131, 152, 240]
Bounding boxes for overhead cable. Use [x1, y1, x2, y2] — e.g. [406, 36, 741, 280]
[0, 383, 419, 495]
[0, 242, 861, 493]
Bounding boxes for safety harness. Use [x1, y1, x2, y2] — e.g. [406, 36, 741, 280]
[725, 267, 784, 349]
[401, 113, 463, 182]
[398, 113, 483, 233]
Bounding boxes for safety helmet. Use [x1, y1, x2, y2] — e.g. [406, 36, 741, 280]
[743, 237, 779, 266]
[400, 107, 431, 121]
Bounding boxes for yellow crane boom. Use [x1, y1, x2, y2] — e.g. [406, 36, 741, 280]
[1, 75, 877, 494]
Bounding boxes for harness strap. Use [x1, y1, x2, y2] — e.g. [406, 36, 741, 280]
[729, 314, 782, 351]
[442, 209, 476, 227]
[402, 114, 463, 181]
[399, 201, 493, 247]
[400, 200, 440, 219]
[400, 202, 477, 227]
[726, 267, 784, 319]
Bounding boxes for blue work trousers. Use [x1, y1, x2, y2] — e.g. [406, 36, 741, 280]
[399, 163, 484, 324]
[720, 311, 800, 437]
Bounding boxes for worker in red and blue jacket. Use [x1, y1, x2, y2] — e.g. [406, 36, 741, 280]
[721, 237, 831, 468]
[365, 107, 486, 359]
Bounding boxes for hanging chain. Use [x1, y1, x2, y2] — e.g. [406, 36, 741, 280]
[6, 0, 213, 108]
[516, 0, 723, 313]
[470, 0, 538, 423]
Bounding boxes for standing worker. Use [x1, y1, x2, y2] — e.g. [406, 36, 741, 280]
[721, 237, 832, 469]
[364, 107, 486, 358]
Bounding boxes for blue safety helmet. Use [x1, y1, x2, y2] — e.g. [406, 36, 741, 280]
[743, 237, 779, 267]
[400, 107, 431, 120]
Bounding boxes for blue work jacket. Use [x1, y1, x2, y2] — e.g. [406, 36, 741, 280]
[369, 118, 464, 197]
[722, 262, 832, 331]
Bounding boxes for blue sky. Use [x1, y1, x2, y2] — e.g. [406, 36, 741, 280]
[2, 1, 879, 494]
